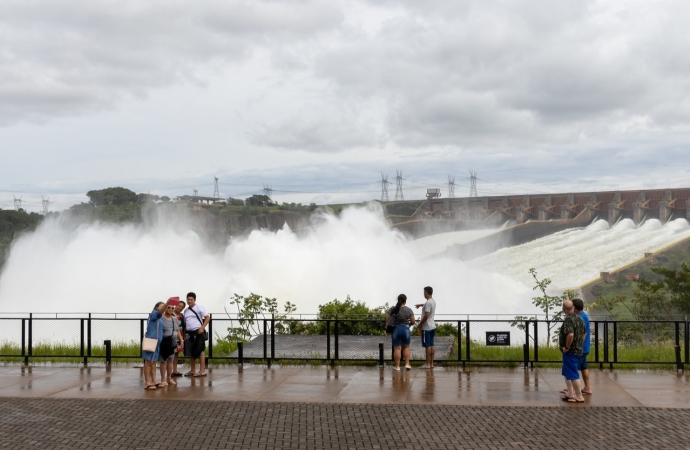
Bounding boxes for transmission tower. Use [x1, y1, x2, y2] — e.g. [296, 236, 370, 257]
[469, 170, 478, 198]
[213, 177, 220, 199]
[13, 196, 22, 211]
[41, 197, 50, 215]
[193, 189, 198, 197]
[380, 172, 390, 202]
[394, 170, 404, 201]
[447, 175, 456, 198]
[263, 184, 273, 199]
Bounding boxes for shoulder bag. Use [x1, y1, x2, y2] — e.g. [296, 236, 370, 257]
[189, 307, 209, 341]
[142, 315, 159, 352]
[386, 311, 396, 334]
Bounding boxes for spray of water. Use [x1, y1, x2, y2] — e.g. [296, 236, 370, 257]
[0, 204, 535, 315]
[473, 218, 690, 290]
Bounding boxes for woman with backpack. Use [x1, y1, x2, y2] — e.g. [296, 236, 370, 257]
[386, 294, 415, 371]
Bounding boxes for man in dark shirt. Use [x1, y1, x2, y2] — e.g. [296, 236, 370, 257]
[559, 300, 586, 403]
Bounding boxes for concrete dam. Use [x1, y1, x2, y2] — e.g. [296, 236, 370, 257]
[395, 188, 690, 289]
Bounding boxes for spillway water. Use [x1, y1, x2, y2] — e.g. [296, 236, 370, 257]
[0, 205, 535, 316]
[405, 228, 502, 259]
[472, 218, 690, 290]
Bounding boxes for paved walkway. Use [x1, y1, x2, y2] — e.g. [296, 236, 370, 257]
[3, 365, 690, 449]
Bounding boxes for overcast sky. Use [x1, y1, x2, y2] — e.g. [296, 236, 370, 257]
[1, 0, 690, 212]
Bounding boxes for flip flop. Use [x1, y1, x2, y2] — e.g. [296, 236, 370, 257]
[159, 382, 168, 387]
[559, 389, 569, 395]
[568, 398, 585, 403]
[145, 385, 157, 390]
[561, 395, 574, 401]
[171, 372, 183, 377]
[183, 372, 194, 377]
[192, 372, 207, 377]
[582, 390, 592, 395]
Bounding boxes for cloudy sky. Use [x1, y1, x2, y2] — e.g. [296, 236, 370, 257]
[1, 0, 690, 212]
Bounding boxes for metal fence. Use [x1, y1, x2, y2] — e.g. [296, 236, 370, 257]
[1, 314, 688, 369]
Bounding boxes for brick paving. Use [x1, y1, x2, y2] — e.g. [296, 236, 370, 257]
[2, 398, 690, 449]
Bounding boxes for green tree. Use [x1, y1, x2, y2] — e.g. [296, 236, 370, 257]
[639, 263, 690, 314]
[86, 187, 138, 206]
[512, 268, 567, 345]
[223, 293, 296, 342]
[244, 194, 274, 207]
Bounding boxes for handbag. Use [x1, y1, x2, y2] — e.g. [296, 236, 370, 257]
[188, 307, 209, 341]
[386, 313, 396, 334]
[142, 315, 160, 352]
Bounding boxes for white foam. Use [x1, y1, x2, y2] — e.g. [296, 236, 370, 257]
[405, 228, 502, 259]
[473, 218, 690, 289]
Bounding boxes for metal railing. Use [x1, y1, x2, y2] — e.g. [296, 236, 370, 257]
[0, 314, 687, 370]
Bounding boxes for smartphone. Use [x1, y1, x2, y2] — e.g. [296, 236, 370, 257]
[168, 297, 180, 307]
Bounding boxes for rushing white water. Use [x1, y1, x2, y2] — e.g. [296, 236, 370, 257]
[405, 228, 502, 259]
[0, 204, 534, 315]
[472, 218, 690, 290]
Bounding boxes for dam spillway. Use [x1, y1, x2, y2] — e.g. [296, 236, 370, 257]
[470, 218, 690, 290]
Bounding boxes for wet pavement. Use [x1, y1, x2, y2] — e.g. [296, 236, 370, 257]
[1, 363, 690, 407]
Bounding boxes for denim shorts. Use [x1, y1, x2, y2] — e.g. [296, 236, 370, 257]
[578, 352, 589, 370]
[422, 329, 436, 348]
[562, 352, 580, 380]
[391, 324, 411, 347]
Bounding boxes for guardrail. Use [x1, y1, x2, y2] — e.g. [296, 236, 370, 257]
[1, 314, 687, 370]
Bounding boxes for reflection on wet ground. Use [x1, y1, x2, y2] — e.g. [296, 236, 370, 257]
[1, 364, 689, 407]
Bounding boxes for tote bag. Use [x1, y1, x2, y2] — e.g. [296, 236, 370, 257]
[142, 316, 159, 352]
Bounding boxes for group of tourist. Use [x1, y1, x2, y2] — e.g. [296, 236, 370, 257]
[385, 286, 437, 371]
[559, 298, 592, 402]
[142, 292, 210, 390]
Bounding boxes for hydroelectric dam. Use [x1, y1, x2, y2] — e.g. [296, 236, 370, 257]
[393, 188, 690, 291]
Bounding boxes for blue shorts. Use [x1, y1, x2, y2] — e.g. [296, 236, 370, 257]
[392, 324, 411, 347]
[422, 329, 436, 348]
[578, 352, 589, 370]
[562, 352, 580, 380]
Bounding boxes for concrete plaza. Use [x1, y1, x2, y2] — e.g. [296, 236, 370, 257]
[2, 364, 690, 449]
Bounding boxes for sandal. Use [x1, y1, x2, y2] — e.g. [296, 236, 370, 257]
[145, 385, 157, 390]
[183, 372, 194, 377]
[171, 372, 183, 377]
[192, 372, 207, 377]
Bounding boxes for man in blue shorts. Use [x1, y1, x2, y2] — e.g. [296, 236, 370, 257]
[415, 286, 436, 369]
[559, 300, 585, 403]
[573, 298, 592, 395]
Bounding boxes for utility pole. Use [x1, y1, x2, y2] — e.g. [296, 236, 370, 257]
[13, 196, 22, 211]
[394, 169, 404, 201]
[447, 175, 456, 198]
[469, 170, 478, 198]
[213, 177, 220, 199]
[41, 197, 50, 215]
[380, 172, 390, 202]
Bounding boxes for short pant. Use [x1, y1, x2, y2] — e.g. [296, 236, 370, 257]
[159, 352, 175, 363]
[391, 324, 411, 347]
[562, 352, 580, 380]
[578, 352, 589, 370]
[422, 329, 436, 348]
[185, 331, 206, 358]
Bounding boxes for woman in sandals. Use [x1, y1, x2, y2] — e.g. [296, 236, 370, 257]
[386, 294, 415, 371]
[158, 302, 182, 386]
[143, 301, 166, 389]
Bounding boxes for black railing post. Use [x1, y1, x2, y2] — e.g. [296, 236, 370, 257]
[238, 342, 243, 366]
[533, 320, 538, 363]
[80, 318, 86, 365]
[334, 318, 339, 361]
[263, 320, 268, 362]
[378, 343, 384, 368]
[602, 320, 608, 368]
[28, 313, 32, 359]
[524, 320, 530, 368]
[326, 320, 331, 363]
[140, 319, 145, 353]
[86, 313, 92, 365]
[683, 320, 690, 364]
[104, 340, 112, 365]
[457, 321, 462, 362]
[270, 314, 275, 362]
[21, 319, 26, 365]
[612, 321, 617, 368]
[675, 344, 683, 372]
[465, 320, 470, 363]
[593, 320, 599, 366]
[208, 314, 213, 360]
